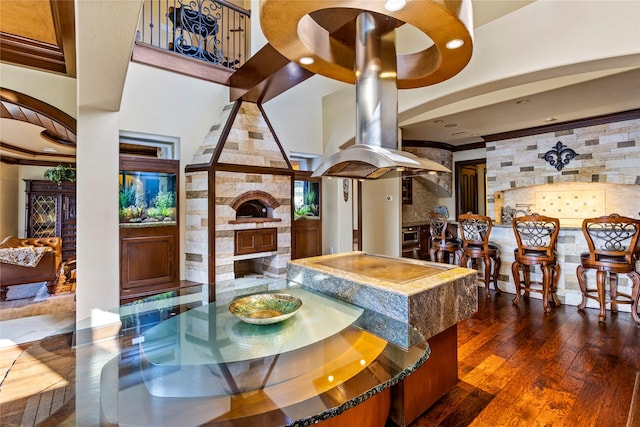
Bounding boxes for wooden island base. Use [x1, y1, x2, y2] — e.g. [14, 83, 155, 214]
[390, 324, 458, 426]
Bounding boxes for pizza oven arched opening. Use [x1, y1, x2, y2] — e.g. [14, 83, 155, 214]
[236, 200, 268, 219]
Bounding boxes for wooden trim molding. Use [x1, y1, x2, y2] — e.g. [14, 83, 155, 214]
[131, 43, 234, 86]
[483, 109, 640, 142]
[0, 32, 66, 75]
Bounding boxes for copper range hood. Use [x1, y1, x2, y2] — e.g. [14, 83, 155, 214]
[312, 12, 450, 180]
[260, 1, 474, 179]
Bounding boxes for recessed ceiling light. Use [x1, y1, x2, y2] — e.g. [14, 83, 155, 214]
[446, 39, 464, 49]
[544, 117, 557, 122]
[451, 131, 466, 136]
[516, 99, 530, 105]
[384, 0, 406, 11]
[299, 56, 314, 65]
[444, 123, 457, 128]
[43, 147, 57, 153]
[433, 119, 444, 124]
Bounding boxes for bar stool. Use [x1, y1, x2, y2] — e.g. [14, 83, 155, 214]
[428, 211, 461, 264]
[458, 212, 501, 298]
[512, 213, 561, 313]
[577, 213, 640, 324]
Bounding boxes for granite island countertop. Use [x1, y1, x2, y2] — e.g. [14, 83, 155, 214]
[288, 251, 478, 341]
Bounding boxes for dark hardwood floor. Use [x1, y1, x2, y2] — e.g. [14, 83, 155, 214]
[1, 289, 638, 426]
[414, 290, 640, 427]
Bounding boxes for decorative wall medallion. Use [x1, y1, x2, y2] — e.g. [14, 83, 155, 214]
[343, 179, 349, 202]
[543, 141, 578, 171]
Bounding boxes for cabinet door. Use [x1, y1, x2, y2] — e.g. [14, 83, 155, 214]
[61, 194, 77, 259]
[293, 219, 321, 259]
[28, 194, 59, 238]
[234, 228, 277, 255]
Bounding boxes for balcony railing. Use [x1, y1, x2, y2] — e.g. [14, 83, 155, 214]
[137, 0, 249, 70]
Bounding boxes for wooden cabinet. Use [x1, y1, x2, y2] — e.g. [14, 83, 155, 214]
[402, 177, 412, 205]
[25, 179, 76, 261]
[235, 228, 277, 255]
[419, 224, 431, 260]
[293, 218, 321, 259]
[119, 156, 179, 301]
[120, 225, 178, 299]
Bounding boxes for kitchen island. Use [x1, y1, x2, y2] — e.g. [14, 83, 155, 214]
[288, 252, 478, 425]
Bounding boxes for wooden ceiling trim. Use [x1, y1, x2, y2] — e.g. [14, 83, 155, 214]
[50, 0, 76, 77]
[0, 32, 67, 75]
[0, 88, 76, 145]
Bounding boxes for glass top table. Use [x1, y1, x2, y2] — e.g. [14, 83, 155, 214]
[71, 280, 430, 426]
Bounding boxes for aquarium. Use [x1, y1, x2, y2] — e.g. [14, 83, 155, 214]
[294, 180, 320, 220]
[119, 170, 177, 226]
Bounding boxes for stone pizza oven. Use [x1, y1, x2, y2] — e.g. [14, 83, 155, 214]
[185, 100, 293, 291]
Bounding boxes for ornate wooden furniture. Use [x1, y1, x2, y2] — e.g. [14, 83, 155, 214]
[511, 213, 561, 313]
[25, 179, 76, 261]
[0, 236, 62, 300]
[428, 211, 461, 264]
[577, 213, 640, 324]
[458, 212, 501, 298]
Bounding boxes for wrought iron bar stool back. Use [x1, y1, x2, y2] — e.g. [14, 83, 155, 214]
[511, 213, 561, 313]
[458, 212, 502, 298]
[577, 214, 640, 324]
[428, 211, 461, 265]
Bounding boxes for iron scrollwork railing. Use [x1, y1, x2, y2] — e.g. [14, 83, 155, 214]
[138, 0, 249, 69]
[543, 141, 578, 171]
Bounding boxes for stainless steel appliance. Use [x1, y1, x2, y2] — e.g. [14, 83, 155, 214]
[402, 226, 420, 258]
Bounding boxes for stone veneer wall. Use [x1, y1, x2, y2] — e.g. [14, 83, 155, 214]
[481, 116, 639, 311]
[215, 171, 291, 282]
[402, 146, 452, 224]
[486, 117, 640, 221]
[185, 171, 210, 285]
[185, 101, 292, 287]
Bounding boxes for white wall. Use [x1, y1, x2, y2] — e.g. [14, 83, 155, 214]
[0, 63, 76, 117]
[361, 178, 401, 257]
[119, 63, 230, 277]
[321, 178, 353, 255]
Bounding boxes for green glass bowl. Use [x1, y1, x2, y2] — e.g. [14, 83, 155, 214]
[228, 293, 303, 325]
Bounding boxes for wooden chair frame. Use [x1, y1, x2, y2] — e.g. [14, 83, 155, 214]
[458, 212, 501, 298]
[428, 211, 461, 264]
[577, 213, 640, 324]
[511, 213, 561, 313]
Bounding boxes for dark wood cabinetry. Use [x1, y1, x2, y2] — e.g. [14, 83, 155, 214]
[119, 156, 179, 301]
[25, 179, 76, 261]
[293, 218, 321, 259]
[292, 174, 322, 260]
[419, 224, 431, 260]
[234, 228, 277, 255]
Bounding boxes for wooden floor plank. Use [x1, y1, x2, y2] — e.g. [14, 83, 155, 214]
[2, 289, 639, 426]
[417, 290, 639, 427]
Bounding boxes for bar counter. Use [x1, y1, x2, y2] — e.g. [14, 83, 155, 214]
[489, 222, 637, 312]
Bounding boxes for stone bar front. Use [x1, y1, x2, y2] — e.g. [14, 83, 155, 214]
[287, 251, 478, 425]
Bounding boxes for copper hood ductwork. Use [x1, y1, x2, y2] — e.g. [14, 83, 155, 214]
[261, 1, 473, 179]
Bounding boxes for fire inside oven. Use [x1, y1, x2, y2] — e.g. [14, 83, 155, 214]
[402, 226, 420, 258]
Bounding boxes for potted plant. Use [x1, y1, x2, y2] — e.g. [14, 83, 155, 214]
[44, 164, 76, 185]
